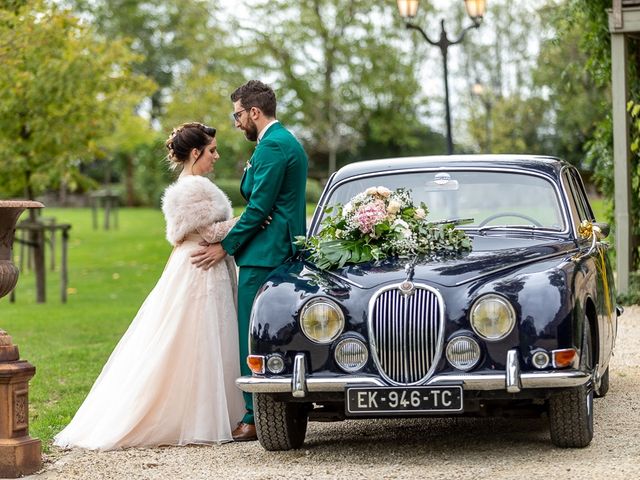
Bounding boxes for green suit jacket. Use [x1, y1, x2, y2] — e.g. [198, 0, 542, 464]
[221, 122, 308, 267]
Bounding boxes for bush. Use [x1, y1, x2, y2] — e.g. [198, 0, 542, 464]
[215, 178, 246, 207]
[306, 178, 323, 204]
[618, 271, 640, 306]
[214, 177, 325, 208]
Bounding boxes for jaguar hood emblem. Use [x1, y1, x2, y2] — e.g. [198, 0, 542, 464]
[399, 280, 415, 296]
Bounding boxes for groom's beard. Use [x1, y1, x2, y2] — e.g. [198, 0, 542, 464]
[243, 118, 259, 142]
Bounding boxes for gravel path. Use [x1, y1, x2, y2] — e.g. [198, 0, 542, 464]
[28, 306, 640, 480]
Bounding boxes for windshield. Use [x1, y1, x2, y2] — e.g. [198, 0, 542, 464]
[316, 170, 567, 233]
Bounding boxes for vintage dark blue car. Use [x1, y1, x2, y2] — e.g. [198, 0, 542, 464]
[236, 155, 620, 450]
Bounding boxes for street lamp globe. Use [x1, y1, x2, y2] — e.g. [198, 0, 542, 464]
[464, 0, 487, 23]
[396, 0, 420, 19]
[471, 81, 485, 96]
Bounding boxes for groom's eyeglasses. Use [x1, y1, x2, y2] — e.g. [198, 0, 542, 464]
[232, 108, 248, 122]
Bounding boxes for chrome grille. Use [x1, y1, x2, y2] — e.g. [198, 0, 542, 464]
[368, 284, 444, 385]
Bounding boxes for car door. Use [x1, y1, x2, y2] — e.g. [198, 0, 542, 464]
[563, 167, 616, 370]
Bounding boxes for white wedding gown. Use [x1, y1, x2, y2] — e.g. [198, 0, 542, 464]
[53, 233, 245, 450]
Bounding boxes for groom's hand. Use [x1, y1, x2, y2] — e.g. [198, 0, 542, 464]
[191, 243, 226, 270]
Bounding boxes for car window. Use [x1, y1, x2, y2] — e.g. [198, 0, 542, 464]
[318, 171, 566, 232]
[562, 169, 595, 232]
[570, 170, 595, 222]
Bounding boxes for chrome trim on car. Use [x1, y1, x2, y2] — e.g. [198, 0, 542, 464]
[236, 370, 590, 393]
[506, 349, 522, 393]
[367, 282, 445, 386]
[292, 353, 307, 398]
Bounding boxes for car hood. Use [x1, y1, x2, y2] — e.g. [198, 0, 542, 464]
[304, 235, 576, 289]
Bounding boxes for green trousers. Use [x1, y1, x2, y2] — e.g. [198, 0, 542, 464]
[237, 266, 273, 425]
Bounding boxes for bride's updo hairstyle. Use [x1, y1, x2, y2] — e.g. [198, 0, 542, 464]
[165, 122, 217, 170]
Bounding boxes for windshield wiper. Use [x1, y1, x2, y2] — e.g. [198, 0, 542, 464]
[428, 217, 475, 227]
[476, 225, 563, 235]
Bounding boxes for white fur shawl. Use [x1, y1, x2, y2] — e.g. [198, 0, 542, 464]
[161, 175, 232, 246]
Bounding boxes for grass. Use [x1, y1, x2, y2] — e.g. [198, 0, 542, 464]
[1, 207, 171, 449]
[590, 197, 608, 224]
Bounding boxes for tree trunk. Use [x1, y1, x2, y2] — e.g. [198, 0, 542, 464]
[125, 154, 135, 207]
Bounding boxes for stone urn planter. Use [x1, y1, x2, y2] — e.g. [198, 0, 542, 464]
[0, 200, 43, 477]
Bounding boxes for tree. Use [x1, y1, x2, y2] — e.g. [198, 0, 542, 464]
[231, 0, 430, 178]
[457, 0, 547, 153]
[530, 2, 609, 170]
[68, 0, 224, 121]
[65, 0, 242, 198]
[0, 1, 155, 201]
[561, 0, 640, 297]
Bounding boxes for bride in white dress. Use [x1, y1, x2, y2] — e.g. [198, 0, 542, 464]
[54, 123, 244, 450]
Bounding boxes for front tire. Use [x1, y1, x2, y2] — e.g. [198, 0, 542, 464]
[254, 393, 308, 451]
[548, 322, 594, 448]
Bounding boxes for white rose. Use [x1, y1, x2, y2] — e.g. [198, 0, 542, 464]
[414, 208, 426, 219]
[387, 199, 402, 214]
[343, 202, 353, 214]
[365, 187, 378, 196]
[377, 186, 392, 197]
[393, 218, 409, 229]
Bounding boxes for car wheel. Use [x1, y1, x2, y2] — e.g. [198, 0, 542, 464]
[595, 366, 610, 398]
[548, 321, 594, 448]
[254, 393, 308, 451]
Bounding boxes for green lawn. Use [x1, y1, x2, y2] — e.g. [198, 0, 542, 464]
[1, 208, 171, 449]
[590, 197, 609, 223]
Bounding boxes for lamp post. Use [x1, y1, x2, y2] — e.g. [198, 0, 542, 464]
[397, 0, 486, 154]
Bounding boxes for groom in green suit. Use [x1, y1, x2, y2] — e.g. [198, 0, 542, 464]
[191, 80, 308, 441]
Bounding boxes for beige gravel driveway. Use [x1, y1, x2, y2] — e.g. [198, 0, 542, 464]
[28, 306, 640, 480]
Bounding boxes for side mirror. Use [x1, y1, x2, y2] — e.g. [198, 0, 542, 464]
[593, 222, 610, 240]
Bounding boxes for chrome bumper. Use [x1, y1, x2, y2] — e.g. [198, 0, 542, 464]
[236, 350, 590, 396]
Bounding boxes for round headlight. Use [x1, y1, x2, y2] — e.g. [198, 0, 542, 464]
[334, 338, 368, 373]
[470, 294, 516, 341]
[446, 336, 481, 371]
[300, 298, 345, 344]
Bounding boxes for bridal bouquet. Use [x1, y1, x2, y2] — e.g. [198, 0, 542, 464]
[296, 186, 472, 270]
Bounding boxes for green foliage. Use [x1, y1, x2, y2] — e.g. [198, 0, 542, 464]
[618, 271, 640, 305]
[531, 4, 609, 169]
[305, 178, 323, 204]
[68, 0, 219, 120]
[565, 0, 640, 270]
[477, 95, 548, 154]
[0, 1, 155, 199]
[214, 178, 246, 208]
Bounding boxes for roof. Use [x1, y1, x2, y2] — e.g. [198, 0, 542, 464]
[330, 154, 570, 184]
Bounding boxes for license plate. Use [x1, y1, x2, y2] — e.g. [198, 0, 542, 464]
[346, 385, 463, 416]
